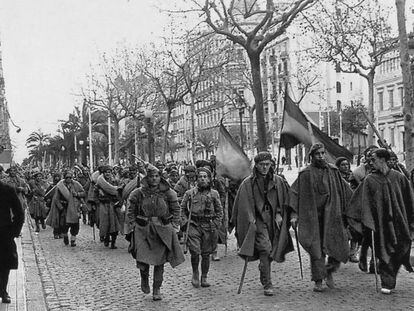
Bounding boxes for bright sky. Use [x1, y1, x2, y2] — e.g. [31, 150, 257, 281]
[0, 0, 181, 162]
[0, 0, 412, 163]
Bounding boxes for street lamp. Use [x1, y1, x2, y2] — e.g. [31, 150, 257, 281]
[143, 109, 155, 163]
[79, 140, 84, 165]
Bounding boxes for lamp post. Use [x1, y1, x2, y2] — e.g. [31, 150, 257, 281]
[108, 113, 112, 166]
[139, 125, 146, 160]
[79, 140, 84, 165]
[238, 106, 245, 150]
[87, 100, 94, 173]
[143, 109, 155, 163]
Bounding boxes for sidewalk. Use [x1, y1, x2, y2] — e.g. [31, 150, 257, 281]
[0, 216, 47, 311]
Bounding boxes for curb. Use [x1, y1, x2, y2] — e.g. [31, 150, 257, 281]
[21, 214, 48, 311]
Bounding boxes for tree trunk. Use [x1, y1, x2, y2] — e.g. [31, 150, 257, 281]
[113, 119, 120, 165]
[161, 106, 172, 163]
[190, 96, 197, 163]
[396, 0, 414, 171]
[249, 107, 255, 153]
[367, 72, 375, 146]
[248, 52, 267, 152]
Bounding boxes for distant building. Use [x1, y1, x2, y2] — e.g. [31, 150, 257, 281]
[0, 41, 12, 168]
[374, 30, 414, 161]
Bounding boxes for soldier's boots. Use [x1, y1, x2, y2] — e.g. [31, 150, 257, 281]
[103, 234, 110, 247]
[70, 236, 76, 247]
[63, 234, 69, 246]
[313, 280, 324, 292]
[201, 276, 210, 288]
[140, 268, 150, 294]
[40, 218, 46, 229]
[191, 254, 200, 288]
[259, 255, 273, 296]
[152, 287, 162, 301]
[192, 270, 200, 288]
[35, 220, 40, 233]
[326, 272, 335, 289]
[201, 255, 211, 287]
[153, 265, 164, 301]
[110, 235, 117, 249]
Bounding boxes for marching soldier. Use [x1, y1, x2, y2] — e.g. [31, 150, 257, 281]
[181, 167, 223, 288]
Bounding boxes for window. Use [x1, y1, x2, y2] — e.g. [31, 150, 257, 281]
[378, 92, 384, 111]
[336, 100, 342, 112]
[390, 127, 395, 146]
[389, 89, 394, 108]
[398, 87, 404, 106]
[336, 82, 342, 93]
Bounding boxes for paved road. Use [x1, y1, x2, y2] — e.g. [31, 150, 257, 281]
[26, 220, 414, 311]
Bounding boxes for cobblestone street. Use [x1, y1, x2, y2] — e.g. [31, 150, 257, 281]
[21, 218, 414, 311]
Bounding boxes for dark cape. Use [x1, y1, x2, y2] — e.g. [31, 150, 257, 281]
[346, 169, 414, 271]
[127, 177, 184, 269]
[0, 182, 24, 270]
[231, 172, 294, 262]
[291, 164, 352, 263]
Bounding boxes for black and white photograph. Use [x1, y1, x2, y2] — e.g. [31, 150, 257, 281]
[0, 0, 413, 310]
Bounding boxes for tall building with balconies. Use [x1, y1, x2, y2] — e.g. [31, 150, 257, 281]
[0, 40, 12, 167]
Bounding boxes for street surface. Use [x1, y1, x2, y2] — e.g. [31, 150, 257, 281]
[25, 218, 414, 311]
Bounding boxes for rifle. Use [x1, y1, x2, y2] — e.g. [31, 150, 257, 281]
[361, 110, 390, 150]
[361, 110, 405, 174]
[183, 195, 193, 254]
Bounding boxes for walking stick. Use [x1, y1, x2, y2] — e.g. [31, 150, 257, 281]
[183, 196, 192, 254]
[237, 257, 249, 294]
[93, 223, 96, 241]
[293, 226, 304, 279]
[371, 230, 379, 293]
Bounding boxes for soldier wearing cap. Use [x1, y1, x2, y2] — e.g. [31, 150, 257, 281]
[231, 151, 294, 296]
[290, 143, 352, 292]
[181, 167, 223, 288]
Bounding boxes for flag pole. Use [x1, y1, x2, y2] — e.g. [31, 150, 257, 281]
[276, 88, 288, 175]
[307, 122, 316, 145]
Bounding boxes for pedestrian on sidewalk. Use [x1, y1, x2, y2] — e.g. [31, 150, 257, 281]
[127, 164, 184, 301]
[181, 167, 223, 289]
[231, 151, 294, 296]
[290, 143, 352, 292]
[49, 170, 85, 247]
[347, 148, 414, 294]
[0, 181, 24, 304]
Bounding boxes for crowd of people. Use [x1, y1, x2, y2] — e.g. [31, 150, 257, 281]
[1, 144, 413, 304]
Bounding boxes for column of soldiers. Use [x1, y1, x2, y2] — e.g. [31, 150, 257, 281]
[1, 144, 413, 305]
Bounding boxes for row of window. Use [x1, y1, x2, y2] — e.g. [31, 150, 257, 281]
[377, 86, 404, 111]
[378, 57, 400, 75]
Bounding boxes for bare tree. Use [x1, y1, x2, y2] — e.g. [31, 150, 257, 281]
[302, 0, 396, 145]
[84, 47, 151, 164]
[184, 0, 316, 151]
[396, 0, 414, 171]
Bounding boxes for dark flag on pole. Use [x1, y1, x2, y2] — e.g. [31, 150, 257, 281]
[280, 95, 353, 162]
[216, 121, 251, 181]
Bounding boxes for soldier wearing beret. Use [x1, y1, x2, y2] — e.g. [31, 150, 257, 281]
[291, 143, 352, 292]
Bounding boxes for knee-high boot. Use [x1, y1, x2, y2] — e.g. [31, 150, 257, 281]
[140, 265, 150, 294]
[191, 252, 200, 288]
[35, 219, 40, 232]
[259, 253, 273, 296]
[153, 265, 164, 301]
[110, 233, 117, 249]
[201, 255, 211, 287]
[0, 269, 11, 303]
